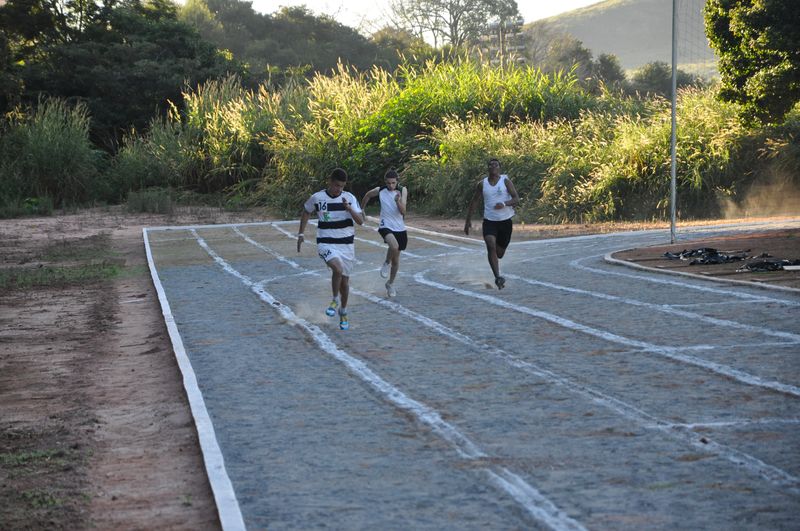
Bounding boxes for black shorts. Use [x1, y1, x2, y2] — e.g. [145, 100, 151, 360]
[482, 218, 513, 249]
[378, 228, 408, 251]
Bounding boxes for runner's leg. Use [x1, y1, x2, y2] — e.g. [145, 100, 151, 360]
[327, 257, 344, 300]
[484, 234, 500, 279]
[384, 233, 400, 284]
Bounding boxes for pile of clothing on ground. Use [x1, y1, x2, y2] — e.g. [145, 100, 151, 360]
[663, 247, 800, 272]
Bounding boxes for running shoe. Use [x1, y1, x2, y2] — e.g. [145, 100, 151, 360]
[495, 276, 506, 290]
[339, 310, 349, 330]
[380, 261, 390, 279]
[385, 282, 396, 297]
[325, 299, 339, 317]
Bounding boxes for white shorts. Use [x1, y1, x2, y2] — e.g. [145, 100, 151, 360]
[317, 243, 355, 276]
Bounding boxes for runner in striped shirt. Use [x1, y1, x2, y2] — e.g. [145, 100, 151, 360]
[297, 168, 364, 330]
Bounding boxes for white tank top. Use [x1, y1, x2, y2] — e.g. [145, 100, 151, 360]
[482, 175, 514, 221]
[378, 186, 405, 231]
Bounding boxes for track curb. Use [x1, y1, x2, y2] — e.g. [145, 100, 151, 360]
[604, 250, 800, 295]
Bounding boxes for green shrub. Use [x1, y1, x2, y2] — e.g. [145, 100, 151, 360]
[125, 187, 175, 214]
[0, 99, 105, 210]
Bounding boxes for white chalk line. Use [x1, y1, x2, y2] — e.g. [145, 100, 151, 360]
[571, 255, 800, 307]
[606, 250, 800, 295]
[231, 232, 800, 495]
[350, 287, 800, 493]
[503, 273, 800, 343]
[415, 272, 800, 399]
[650, 418, 800, 430]
[194, 229, 584, 530]
[365, 215, 484, 246]
[668, 300, 758, 308]
[142, 228, 245, 531]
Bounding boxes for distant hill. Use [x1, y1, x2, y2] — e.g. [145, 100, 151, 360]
[536, 0, 718, 78]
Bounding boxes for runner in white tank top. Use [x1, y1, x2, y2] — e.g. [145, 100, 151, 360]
[463, 158, 519, 290]
[361, 169, 408, 297]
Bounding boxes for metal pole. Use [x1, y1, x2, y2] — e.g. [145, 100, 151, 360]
[670, 0, 678, 243]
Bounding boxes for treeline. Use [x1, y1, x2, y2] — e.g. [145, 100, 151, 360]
[2, 60, 797, 221]
[0, 0, 435, 147]
[1, 0, 797, 221]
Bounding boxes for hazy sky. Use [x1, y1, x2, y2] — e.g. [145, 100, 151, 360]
[252, 0, 602, 32]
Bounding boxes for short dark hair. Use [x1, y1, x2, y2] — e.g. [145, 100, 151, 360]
[329, 168, 348, 182]
[384, 168, 399, 180]
[488, 158, 500, 166]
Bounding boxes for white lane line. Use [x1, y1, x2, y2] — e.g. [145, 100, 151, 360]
[606, 250, 800, 295]
[571, 256, 800, 307]
[142, 229, 245, 531]
[233, 227, 303, 270]
[504, 274, 800, 343]
[486, 469, 584, 531]
[236, 230, 800, 493]
[145, 219, 297, 232]
[354, 234, 424, 258]
[669, 300, 756, 308]
[350, 288, 800, 493]
[273, 221, 426, 261]
[366, 215, 484, 246]
[678, 341, 800, 350]
[194, 230, 585, 531]
[415, 272, 800, 398]
[408, 234, 476, 252]
[650, 418, 800, 430]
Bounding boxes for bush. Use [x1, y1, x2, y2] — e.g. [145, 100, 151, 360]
[0, 98, 105, 210]
[125, 187, 175, 215]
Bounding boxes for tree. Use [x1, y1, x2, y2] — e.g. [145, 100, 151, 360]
[520, 20, 562, 66]
[705, 0, 800, 123]
[7, 0, 240, 145]
[628, 61, 697, 97]
[0, 30, 24, 110]
[178, 0, 224, 45]
[390, 0, 519, 49]
[592, 53, 626, 89]
[541, 34, 593, 81]
[370, 26, 435, 71]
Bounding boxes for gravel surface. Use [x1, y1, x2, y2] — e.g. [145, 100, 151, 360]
[146, 219, 800, 530]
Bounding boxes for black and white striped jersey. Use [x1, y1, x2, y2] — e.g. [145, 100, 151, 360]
[303, 190, 362, 244]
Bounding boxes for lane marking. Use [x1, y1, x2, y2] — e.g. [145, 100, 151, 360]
[350, 288, 800, 493]
[606, 250, 800, 295]
[366, 215, 483, 245]
[650, 418, 800, 430]
[142, 228, 245, 531]
[504, 273, 800, 343]
[232, 232, 800, 494]
[415, 271, 800, 398]
[571, 256, 800, 307]
[194, 229, 585, 530]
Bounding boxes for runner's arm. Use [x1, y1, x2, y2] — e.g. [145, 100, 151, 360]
[297, 209, 310, 252]
[504, 178, 520, 207]
[464, 180, 482, 235]
[360, 187, 379, 212]
[343, 195, 364, 226]
[397, 186, 408, 216]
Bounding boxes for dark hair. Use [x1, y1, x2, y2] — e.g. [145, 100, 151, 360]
[488, 158, 500, 166]
[384, 168, 399, 180]
[329, 168, 348, 182]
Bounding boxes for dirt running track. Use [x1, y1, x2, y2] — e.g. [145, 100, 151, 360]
[0, 208, 797, 529]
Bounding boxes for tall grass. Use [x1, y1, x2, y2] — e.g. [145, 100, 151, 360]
[7, 62, 792, 223]
[406, 87, 756, 222]
[0, 99, 104, 212]
[257, 60, 591, 214]
[112, 75, 311, 203]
